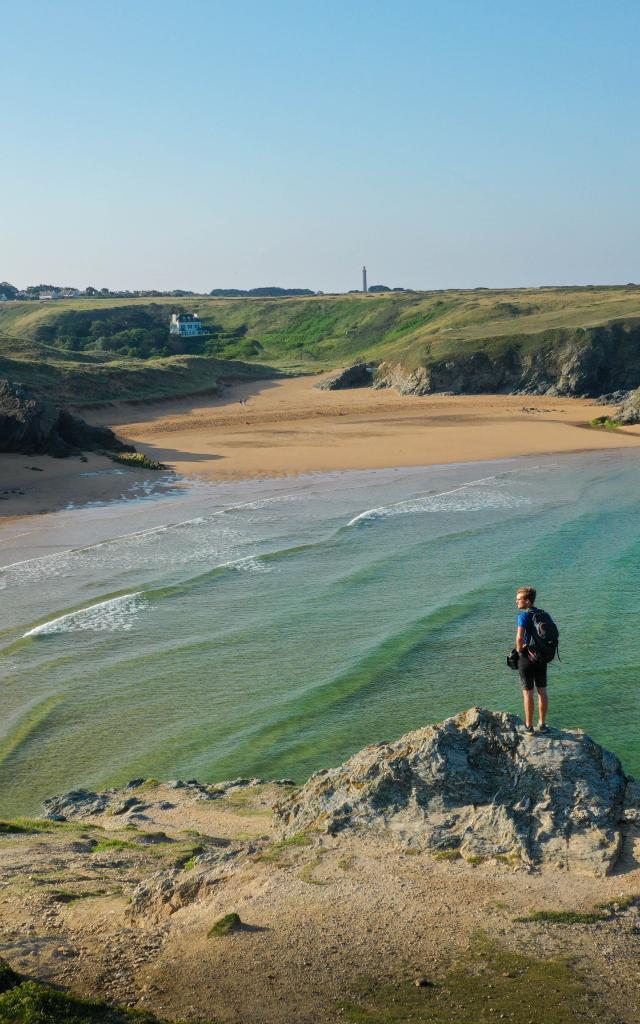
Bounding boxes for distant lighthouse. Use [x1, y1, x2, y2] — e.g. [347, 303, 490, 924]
[362, 266, 367, 293]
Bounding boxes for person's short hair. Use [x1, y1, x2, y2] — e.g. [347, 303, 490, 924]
[517, 586, 537, 603]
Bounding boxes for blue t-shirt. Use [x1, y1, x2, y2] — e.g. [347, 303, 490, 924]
[517, 607, 540, 646]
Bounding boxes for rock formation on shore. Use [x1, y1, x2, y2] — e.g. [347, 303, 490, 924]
[372, 321, 640, 396]
[274, 707, 633, 876]
[615, 386, 640, 424]
[0, 378, 133, 457]
[41, 709, 637, 883]
[314, 363, 375, 390]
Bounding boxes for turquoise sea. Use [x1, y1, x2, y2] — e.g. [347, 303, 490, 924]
[1, 450, 639, 817]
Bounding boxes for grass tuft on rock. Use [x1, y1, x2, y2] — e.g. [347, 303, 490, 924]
[173, 844, 204, 869]
[207, 913, 241, 938]
[433, 848, 461, 861]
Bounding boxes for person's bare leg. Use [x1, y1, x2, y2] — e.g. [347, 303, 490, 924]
[523, 689, 534, 728]
[537, 687, 548, 726]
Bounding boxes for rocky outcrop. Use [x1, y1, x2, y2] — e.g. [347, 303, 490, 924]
[128, 840, 253, 919]
[0, 378, 133, 457]
[615, 387, 640, 425]
[373, 363, 431, 395]
[41, 779, 226, 822]
[373, 321, 640, 397]
[274, 707, 631, 876]
[315, 363, 375, 390]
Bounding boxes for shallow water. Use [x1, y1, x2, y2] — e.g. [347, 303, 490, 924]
[1, 451, 639, 816]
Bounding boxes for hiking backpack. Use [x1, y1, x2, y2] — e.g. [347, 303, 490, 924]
[527, 609, 560, 663]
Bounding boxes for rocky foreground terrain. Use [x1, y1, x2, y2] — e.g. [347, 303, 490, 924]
[1, 708, 639, 1023]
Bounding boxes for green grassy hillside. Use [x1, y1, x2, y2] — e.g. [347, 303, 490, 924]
[1, 285, 640, 403]
[0, 329, 276, 407]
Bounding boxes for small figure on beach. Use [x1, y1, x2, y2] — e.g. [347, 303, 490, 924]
[514, 586, 559, 735]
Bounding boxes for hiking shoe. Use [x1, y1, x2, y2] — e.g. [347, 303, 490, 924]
[523, 725, 534, 734]
[537, 724, 550, 734]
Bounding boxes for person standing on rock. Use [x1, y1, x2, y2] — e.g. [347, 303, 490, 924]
[515, 586, 558, 735]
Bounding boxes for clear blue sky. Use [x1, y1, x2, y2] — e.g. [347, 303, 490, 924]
[2, 0, 639, 292]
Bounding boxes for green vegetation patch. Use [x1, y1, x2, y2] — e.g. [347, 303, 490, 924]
[91, 839, 141, 854]
[590, 416, 621, 430]
[133, 778, 159, 792]
[514, 909, 609, 925]
[47, 889, 109, 904]
[0, 818, 92, 836]
[0, 960, 20, 994]
[433, 848, 461, 861]
[594, 894, 639, 912]
[298, 852, 328, 885]
[173, 844, 204, 870]
[0, 820, 42, 835]
[106, 452, 168, 471]
[0, 966, 176, 1022]
[340, 935, 614, 1023]
[207, 912, 241, 938]
[258, 833, 312, 862]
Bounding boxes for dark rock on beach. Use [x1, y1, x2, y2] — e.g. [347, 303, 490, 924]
[615, 386, 640, 425]
[0, 378, 134, 457]
[315, 363, 375, 390]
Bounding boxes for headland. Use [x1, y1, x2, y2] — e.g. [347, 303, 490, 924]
[1, 708, 638, 1023]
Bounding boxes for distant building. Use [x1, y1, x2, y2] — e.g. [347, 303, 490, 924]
[39, 291, 55, 301]
[362, 266, 367, 293]
[170, 312, 205, 337]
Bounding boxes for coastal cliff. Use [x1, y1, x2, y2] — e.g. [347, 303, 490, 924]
[373, 321, 640, 397]
[1, 709, 639, 1022]
[0, 378, 133, 457]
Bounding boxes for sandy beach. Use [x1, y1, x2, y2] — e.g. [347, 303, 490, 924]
[1, 374, 640, 517]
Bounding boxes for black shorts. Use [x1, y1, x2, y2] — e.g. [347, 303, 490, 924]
[518, 652, 547, 691]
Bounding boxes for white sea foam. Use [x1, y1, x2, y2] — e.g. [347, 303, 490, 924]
[222, 555, 270, 573]
[23, 593, 147, 637]
[79, 469, 127, 478]
[0, 492, 297, 589]
[347, 475, 529, 527]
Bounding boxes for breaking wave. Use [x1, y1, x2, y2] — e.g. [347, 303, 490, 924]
[347, 474, 529, 526]
[23, 593, 147, 637]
